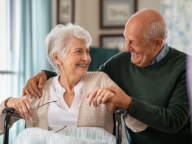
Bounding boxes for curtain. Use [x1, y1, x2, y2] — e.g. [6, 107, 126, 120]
[0, 0, 54, 143]
[160, 0, 192, 55]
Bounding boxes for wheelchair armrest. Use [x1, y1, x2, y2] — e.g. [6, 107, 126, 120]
[2, 108, 22, 119]
[115, 108, 127, 115]
[115, 108, 127, 144]
[2, 108, 22, 144]
[3, 108, 15, 114]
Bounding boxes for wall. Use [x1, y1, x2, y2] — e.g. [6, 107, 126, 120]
[54, 0, 161, 47]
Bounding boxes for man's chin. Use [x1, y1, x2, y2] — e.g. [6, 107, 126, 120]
[131, 59, 141, 66]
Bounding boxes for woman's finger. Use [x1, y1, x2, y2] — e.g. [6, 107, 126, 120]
[20, 99, 30, 121]
[87, 87, 99, 106]
[96, 90, 106, 107]
[102, 91, 114, 104]
[18, 104, 26, 120]
[25, 98, 34, 118]
[13, 105, 23, 118]
[93, 88, 104, 107]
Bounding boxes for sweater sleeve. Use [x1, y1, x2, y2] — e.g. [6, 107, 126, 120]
[128, 72, 190, 133]
[0, 95, 39, 135]
[0, 97, 19, 135]
[101, 73, 148, 133]
[43, 70, 57, 79]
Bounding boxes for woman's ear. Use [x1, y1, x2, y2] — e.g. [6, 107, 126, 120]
[53, 53, 61, 65]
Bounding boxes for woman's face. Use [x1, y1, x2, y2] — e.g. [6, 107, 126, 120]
[59, 38, 91, 77]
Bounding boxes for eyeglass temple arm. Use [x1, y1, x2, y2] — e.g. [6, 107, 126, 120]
[2, 108, 22, 144]
[115, 108, 127, 144]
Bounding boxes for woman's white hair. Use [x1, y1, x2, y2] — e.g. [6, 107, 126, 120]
[45, 23, 92, 74]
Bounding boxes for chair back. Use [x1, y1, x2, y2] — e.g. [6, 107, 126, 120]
[88, 47, 119, 71]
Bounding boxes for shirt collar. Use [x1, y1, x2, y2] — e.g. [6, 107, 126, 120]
[151, 42, 169, 65]
[54, 75, 83, 93]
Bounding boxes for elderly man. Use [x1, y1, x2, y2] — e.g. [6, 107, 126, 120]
[22, 9, 191, 144]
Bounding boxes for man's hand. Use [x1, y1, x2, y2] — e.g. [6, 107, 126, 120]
[104, 86, 132, 111]
[22, 71, 47, 99]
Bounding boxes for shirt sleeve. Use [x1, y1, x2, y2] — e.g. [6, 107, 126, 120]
[43, 70, 57, 79]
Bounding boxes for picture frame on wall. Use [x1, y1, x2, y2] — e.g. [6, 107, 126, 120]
[100, 0, 137, 28]
[57, 0, 75, 24]
[100, 35, 125, 52]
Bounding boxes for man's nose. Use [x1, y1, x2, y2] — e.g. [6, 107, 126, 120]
[125, 44, 132, 52]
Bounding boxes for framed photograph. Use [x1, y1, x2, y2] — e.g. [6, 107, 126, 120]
[100, 0, 137, 28]
[100, 35, 125, 52]
[57, 0, 75, 24]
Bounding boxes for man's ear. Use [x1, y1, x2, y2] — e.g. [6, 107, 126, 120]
[52, 53, 61, 64]
[154, 38, 164, 52]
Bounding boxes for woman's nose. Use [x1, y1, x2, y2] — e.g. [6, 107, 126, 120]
[82, 53, 90, 61]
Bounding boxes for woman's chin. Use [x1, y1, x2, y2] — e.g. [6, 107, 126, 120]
[77, 70, 88, 77]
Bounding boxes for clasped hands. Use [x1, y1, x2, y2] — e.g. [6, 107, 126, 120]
[86, 86, 132, 111]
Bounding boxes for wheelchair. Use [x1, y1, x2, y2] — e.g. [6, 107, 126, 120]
[2, 107, 127, 144]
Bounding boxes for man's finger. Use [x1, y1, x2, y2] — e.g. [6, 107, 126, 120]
[31, 80, 42, 97]
[22, 88, 26, 96]
[38, 77, 46, 89]
[28, 83, 39, 99]
[24, 88, 32, 99]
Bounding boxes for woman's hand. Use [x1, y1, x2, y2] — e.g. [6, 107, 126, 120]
[86, 87, 114, 108]
[6, 98, 34, 122]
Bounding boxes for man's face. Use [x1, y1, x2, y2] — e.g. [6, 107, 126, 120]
[124, 21, 159, 67]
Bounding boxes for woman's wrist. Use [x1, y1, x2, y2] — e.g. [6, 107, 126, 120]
[5, 97, 13, 107]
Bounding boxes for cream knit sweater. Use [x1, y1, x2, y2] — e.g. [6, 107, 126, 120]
[0, 72, 147, 135]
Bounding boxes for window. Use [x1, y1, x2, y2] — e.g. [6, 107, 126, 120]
[0, 0, 13, 101]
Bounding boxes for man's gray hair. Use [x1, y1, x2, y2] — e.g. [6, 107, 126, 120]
[45, 23, 92, 74]
[144, 20, 168, 43]
[130, 9, 168, 43]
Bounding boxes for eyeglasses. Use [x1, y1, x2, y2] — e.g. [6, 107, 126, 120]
[30, 100, 67, 133]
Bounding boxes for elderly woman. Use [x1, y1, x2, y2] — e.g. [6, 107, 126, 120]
[0, 24, 147, 143]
